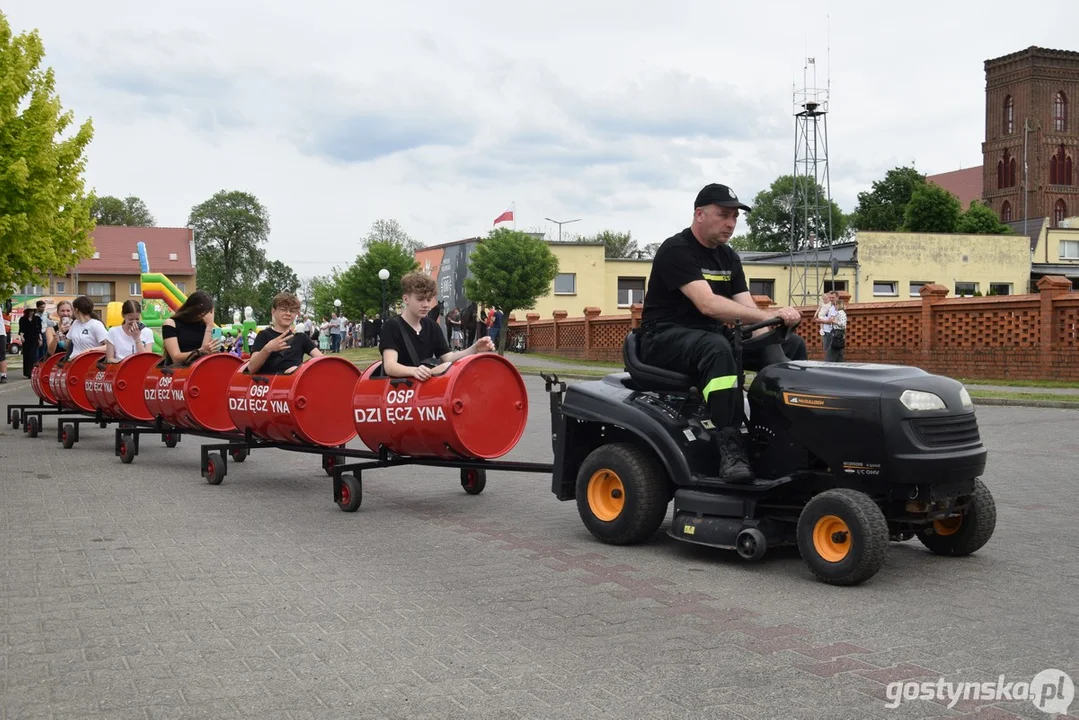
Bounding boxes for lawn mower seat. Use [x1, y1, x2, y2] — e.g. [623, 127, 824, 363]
[623, 330, 697, 393]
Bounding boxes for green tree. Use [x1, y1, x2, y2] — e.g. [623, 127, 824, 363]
[851, 166, 927, 232]
[464, 227, 559, 354]
[188, 190, 271, 323]
[302, 272, 346, 321]
[743, 175, 848, 252]
[902, 183, 962, 233]
[0, 13, 95, 296]
[957, 201, 1013, 235]
[584, 230, 638, 258]
[90, 195, 156, 226]
[337, 240, 419, 320]
[361, 218, 424, 253]
[250, 259, 300, 322]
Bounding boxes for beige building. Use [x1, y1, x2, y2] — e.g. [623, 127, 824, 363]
[528, 230, 1043, 317]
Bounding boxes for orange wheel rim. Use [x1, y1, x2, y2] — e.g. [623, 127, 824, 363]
[934, 516, 962, 536]
[587, 469, 625, 522]
[812, 514, 851, 563]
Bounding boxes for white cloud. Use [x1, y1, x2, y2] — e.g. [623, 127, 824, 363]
[4, 0, 1074, 277]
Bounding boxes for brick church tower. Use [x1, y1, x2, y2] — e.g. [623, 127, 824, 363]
[982, 47, 1078, 228]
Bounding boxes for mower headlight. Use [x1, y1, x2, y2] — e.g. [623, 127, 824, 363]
[900, 390, 947, 411]
[959, 386, 973, 409]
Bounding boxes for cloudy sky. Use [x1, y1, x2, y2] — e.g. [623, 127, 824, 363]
[5, 1, 1075, 278]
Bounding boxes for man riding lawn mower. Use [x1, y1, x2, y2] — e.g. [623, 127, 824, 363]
[544, 184, 995, 586]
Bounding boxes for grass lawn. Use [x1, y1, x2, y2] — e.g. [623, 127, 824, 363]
[968, 389, 1079, 403]
[957, 377, 1079, 390]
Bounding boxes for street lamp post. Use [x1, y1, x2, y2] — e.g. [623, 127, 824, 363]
[378, 268, 390, 318]
[544, 217, 582, 243]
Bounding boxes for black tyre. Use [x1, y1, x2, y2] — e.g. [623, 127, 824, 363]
[916, 479, 996, 557]
[575, 443, 669, 545]
[61, 424, 76, 449]
[163, 433, 178, 448]
[118, 437, 136, 464]
[461, 468, 486, 495]
[26, 416, 39, 438]
[797, 489, 889, 586]
[324, 454, 345, 477]
[204, 452, 226, 486]
[10, 410, 20, 429]
[230, 447, 248, 463]
[337, 474, 362, 512]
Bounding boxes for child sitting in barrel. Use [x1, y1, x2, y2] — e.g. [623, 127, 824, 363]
[247, 292, 322, 374]
[380, 272, 494, 380]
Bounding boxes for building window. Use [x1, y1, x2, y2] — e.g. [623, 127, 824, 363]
[909, 281, 931, 297]
[20, 284, 47, 295]
[996, 150, 1017, 189]
[1000, 201, 1012, 222]
[554, 273, 576, 295]
[749, 279, 775, 299]
[988, 283, 1012, 296]
[1061, 240, 1079, 260]
[873, 281, 897, 296]
[616, 276, 646, 307]
[54, 281, 66, 294]
[85, 282, 113, 303]
[955, 282, 979, 297]
[129, 282, 141, 297]
[1055, 199, 1068, 227]
[823, 280, 848, 293]
[1003, 95, 1014, 134]
[176, 282, 186, 293]
[1049, 145, 1073, 186]
[1054, 91, 1068, 133]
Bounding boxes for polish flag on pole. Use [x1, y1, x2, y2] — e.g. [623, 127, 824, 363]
[493, 205, 514, 226]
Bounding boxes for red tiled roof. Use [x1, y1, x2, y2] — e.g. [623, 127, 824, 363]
[926, 166, 984, 209]
[77, 226, 195, 275]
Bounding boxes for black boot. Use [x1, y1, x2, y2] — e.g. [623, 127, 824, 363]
[718, 427, 755, 485]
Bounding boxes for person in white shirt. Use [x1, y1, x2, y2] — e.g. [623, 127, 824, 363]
[67, 296, 109, 358]
[105, 300, 155, 362]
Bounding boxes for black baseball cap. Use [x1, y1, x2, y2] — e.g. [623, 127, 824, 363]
[694, 183, 751, 212]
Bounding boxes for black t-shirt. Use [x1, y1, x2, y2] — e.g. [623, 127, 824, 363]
[250, 327, 317, 374]
[641, 228, 749, 332]
[379, 316, 449, 367]
[161, 319, 207, 364]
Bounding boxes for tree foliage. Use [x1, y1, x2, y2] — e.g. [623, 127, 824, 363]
[851, 166, 926, 232]
[250, 259, 300, 323]
[338, 240, 419, 319]
[743, 175, 848, 252]
[464, 228, 559, 353]
[188, 190, 271, 323]
[90, 195, 156, 226]
[902, 183, 962, 233]
[361, 218, 424, 253]
[0, 13, 95, 296]
[957, 201, 1013, 235]
[583, 230, 638, 259]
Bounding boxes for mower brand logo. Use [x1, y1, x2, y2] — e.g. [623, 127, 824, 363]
[884, 669, 1073, 714]
[782, 392, 845, 410]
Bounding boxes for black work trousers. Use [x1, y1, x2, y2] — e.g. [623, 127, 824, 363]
[639, 325, 807, 431]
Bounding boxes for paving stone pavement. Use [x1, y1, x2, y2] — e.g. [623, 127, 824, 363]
[1, 376, 1077, 720]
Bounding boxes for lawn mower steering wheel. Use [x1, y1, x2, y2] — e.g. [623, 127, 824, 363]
[739, 315, 796, 351]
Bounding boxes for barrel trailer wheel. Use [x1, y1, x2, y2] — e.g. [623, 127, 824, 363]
[797, 489, 890, 586]
[204, 451, 226, 486]
[25, 415, 39, 438]
[118, 435, 137, 464]
[323, 454, 346, 477]
[337, 473, 362, 512]
[230, 446, 248, 463]
[576, 443, 670, 545]
[61, 423, 76, 449]
[461, 468, 486, 495]
[10, 409, 20, 429]
[163, 433, 178, 448]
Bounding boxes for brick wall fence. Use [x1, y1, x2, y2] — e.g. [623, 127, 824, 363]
[505, 275, 1079, 381]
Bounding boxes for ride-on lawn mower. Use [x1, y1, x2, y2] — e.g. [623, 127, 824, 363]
[545, 317, 996, 586]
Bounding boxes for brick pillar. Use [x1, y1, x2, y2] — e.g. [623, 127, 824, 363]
[918, 283, 949, 352]
[526, 312, 539, 347]
[583, 307, 601, 357]
[1036, 275, 1072, 374]
[630, 303, 643, 329]
[552, 310, 567, 350]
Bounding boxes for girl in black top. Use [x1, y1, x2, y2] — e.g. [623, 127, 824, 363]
[161, 290, 223, 365]
[18, 308, 41, 378]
